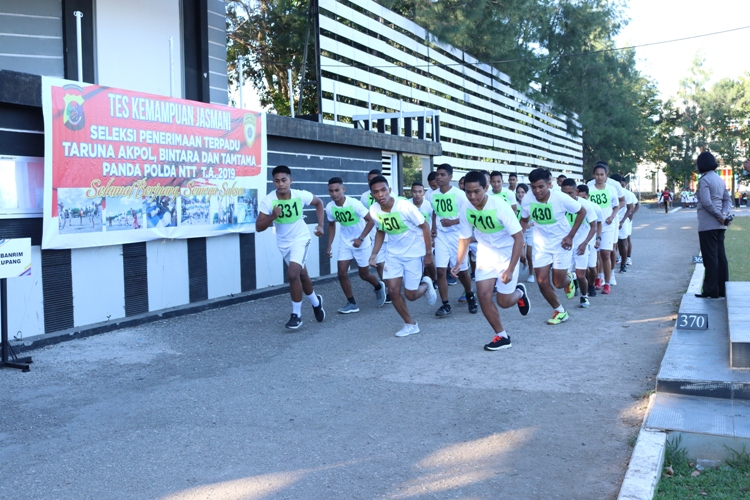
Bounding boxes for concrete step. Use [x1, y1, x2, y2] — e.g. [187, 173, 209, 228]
[656, 294, 750, 400]
[728, 282, 750, 368]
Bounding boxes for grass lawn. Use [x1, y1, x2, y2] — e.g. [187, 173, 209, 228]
[726, 217, 750, 281]
[655, 438, 750, 499]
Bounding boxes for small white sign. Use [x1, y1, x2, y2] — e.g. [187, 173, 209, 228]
[0, 238, 31, 278]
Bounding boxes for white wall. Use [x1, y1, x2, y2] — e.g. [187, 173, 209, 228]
[206, 233, 241, 299]
[147, 239, 190, 311]
[71, 245, 125, 326]
[96, 0, 183, 97]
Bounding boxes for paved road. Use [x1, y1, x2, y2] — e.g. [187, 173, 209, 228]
[0, 207, 700, 499]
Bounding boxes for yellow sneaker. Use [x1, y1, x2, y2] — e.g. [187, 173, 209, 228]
[547, 310, 569, 325]
[564, 271, 576, 299]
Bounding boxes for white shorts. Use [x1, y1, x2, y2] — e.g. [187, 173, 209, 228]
[475, 246, 519, 294]
[280, 239, 310, 266]
[383, 255, 424, 291]
[618, 219, 632, 239]
[338, 244, 371, 268]
[435, 234, 469, 271]
[533, 246, 572, 270]
[573, 243, 590, 270]
[599, 226, 616, 250]
[523, 229, 534, 246]
[587, 242, 598, 268]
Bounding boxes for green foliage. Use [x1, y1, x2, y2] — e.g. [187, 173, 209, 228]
[226, 0, 318, 116]
[726, 217, 750, 282]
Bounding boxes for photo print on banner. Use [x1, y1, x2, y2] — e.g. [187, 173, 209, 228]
[41, 77, 267, 249]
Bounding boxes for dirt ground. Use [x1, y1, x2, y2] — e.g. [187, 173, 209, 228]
[0, 206, 698, 499]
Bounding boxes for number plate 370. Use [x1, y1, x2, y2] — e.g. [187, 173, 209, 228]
[676, 313, 708, 330]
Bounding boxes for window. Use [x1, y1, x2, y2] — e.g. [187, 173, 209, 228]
[0, 156, 44, 217]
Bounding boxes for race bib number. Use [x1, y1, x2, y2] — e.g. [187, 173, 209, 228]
[589, 189, 610, 207]
[377, 212, 408, 235]
[467, 209, 504, 234]
[332, 206, 360, 227]
[272, 198, 303, 224]
[363, 194, 375, 208]
[493, 191, 510, 204]
[530, 203, 556, 225]
[515, 207, 522, 221]
[565, 211, 575, 226]
[433, 193, 458, 218]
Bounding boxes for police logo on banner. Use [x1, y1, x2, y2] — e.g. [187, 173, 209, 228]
[62, 84, 86, 131]
[244, 114, 257, 148]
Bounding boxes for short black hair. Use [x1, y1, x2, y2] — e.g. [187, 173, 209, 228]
[328, 177, 343, 185]
[367, 168, 382, 177]
[369, 175, 389, 187]
[508, 173, 517, 179]
[561, 178, 577, 188]
[577, 184, 589, 194]
[427, 171, 437, 181]
[528, 168, 551, 183]
[464, 170, 487, 188]
[490, 170, 503, 179]
[436, 163, 453, 175]
[411, 181, 424, 189]
[593, 163, 609, 174]
[610, 173, 623, 183]
[557, 174, 567, 180]
[272, 165, 291, 177]
[516, 183, 529, 193]
[697, 151, 719, 173]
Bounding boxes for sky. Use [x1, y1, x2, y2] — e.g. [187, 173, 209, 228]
[617, 0, 750, 99]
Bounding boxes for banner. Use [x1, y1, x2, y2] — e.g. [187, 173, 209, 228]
[41, 77, 266, 249]
[0, 239, 31, 278]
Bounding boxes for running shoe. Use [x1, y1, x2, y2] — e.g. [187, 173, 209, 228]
[619, 265, 627, 273]
[526, 274, 535, 283]
[547, 310, 569, 325]
[564, 271, 576, 299]
[312, 294, 326, 322]
[484, 335, 512, 351]
[435, 304, 452, 317]
[588, 287, 597, 297]
[375, 281, 386, 307]
[626, 257, 633, 267]
[385, 293, 392, 304]
[610, 275, 617, 286]
[579, 297, 590, 308]
[285, 314, 302, 329]
[516, 284, 530, 316]
[594, 277, 603, 290]
[395, 323, 420, 337]
[447, 275, 458, 286]
[602, 284, 611, 295]
[458, 292, 467, 303]
[422, 276, 437, 305]
[466, 292, 478, 314]
[615, 256, 622, 264]
[338, 302, 359, 314]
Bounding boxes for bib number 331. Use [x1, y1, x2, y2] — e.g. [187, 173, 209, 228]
[272, 198, 303, 224]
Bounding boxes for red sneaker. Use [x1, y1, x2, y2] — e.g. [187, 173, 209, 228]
[594, 278, 603, 290]
[602, 284, 611, 295]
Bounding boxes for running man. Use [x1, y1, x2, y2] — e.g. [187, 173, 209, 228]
[508, 173, 518, 193]
[577, 185, 603, 298]
[360, 168, 387, 299]
[561, 179, 600, 308]
[520, 168, 586, 325]
[489, 171, 518, 213]
[257, 165, 326, 329]
[431, 163, 478, 316]
[453, 171, 529, 351]
[587, 163, 621, 295]
[325, 177, 386, 313]
[368, 175, 437, 337]
[410, 182, 436, 283]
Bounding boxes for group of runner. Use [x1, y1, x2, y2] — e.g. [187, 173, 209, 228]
[257, 161, 639, 351]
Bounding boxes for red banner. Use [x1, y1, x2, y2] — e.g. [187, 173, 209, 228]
[42, 77, 267, 249]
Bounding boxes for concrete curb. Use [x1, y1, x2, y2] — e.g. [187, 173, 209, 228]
[10, 273, 343, 353]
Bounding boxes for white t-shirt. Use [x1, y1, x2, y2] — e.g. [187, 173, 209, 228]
[432, 186, 468, 238]
[521, 189, 582, 253]
[258, 188, 314, 248]
[566, 196, 598, 247]
[586, 182, 620, 228]
[326, 196, 371, 250]
[491, 189, 517, 207]
[459, 195, 521, 251]
[360, 191, 376, 209]
[620, 188, 638, 221]
[369, 198, 426, 259]
[425, 188, 436, 203]
[410, 198, 433, 229]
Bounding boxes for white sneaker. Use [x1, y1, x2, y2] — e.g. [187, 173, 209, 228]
[395, 323, 420, 337]
[526, 274, 535, 283]
[421, 276, 437, 305]
[610, 275, 617, 286]
[626, 257, 633, 266]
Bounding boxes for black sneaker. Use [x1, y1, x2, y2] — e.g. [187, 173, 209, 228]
[385, 293, 392, 304]
[466, 292, 478, 314]
[312, 294, 326, 322]
[447, 275, 457, 286]
[589, 287, 597, 297]
[484, 335, 512, 351]
[619, 265, 627, 273]
[516, 284, 530, 316]
[435, 304, 452, 317]
[285, 314, 302, 329]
